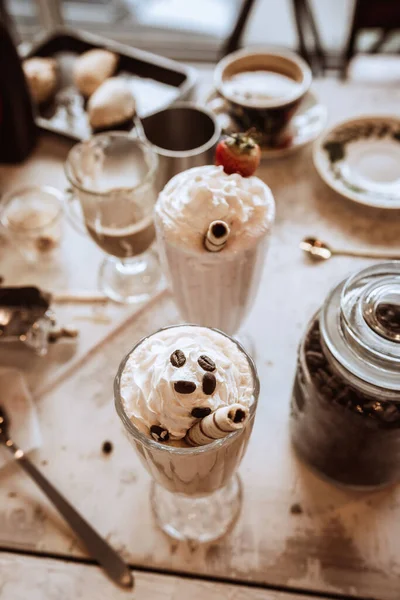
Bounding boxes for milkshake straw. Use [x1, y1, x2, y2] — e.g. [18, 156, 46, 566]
[204, 220, 230, 252]
[185, 403, 249, 446]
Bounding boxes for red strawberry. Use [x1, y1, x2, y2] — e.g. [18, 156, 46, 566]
[215, 132, 261, 177]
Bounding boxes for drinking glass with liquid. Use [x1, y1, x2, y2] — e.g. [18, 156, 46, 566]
[0, 186, 63, 264]
[154, 165, 275, 337]
[65, 133, 162, 303]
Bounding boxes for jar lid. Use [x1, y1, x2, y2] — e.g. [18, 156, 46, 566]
[321, 262, 400, 392]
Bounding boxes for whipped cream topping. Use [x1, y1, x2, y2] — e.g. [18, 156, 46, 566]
[155, 165, 274, 253]
[120, 325, 254, 440]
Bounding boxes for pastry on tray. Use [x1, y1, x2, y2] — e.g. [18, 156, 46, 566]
[87, 78, 136, 130]
[23, 57, 58, 104]
[73, 48, 119, 97]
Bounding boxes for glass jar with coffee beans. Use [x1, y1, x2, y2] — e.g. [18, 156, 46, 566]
[291, 263, 400, 490]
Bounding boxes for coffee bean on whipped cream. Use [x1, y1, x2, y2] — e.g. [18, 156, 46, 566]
[198, 355, 216, 372]
[170, 349, 186, 368]
[174, 380, 196, 394]
[202, 372, 216, 395]
[191, 406, 212, 418]
[150, 425, 170, 442]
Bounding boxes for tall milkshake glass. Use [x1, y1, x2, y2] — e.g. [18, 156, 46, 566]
[114, 324, 259, 542]
[154, 165, 275, 337]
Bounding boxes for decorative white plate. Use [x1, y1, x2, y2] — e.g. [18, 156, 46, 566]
[205, 89, 327, 159]
[313, 116, 400, 209]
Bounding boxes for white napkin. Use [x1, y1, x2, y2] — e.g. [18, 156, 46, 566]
[0, 368, 42, 468]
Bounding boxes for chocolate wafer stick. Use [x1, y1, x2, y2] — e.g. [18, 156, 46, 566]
[204, 220, 230, 252]
[185, 403, 249, 446]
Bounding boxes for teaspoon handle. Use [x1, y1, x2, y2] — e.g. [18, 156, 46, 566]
[333, 248, 400, 260]
[4, 441, 133, 589]
[133, 116, 146, 141]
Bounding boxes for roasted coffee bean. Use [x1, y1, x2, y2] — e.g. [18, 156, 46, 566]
[308, 328, 320, 342]
[307, 338, 319, 351]
[324, 363, 334, 376]
[307, 335, 321, 352]
[328, 376, 342, 394]
[174, 380, 196, 394]
[334, 389, 351, 407]
[346, 389, 361, 407]
[170, 349, 186, 368]
[191, 406, 212, 418]
[198, 355, 216, 372]
[306, 351, 325, 369]
[202, 372, 216, 395]
[150, 425, 170, 442]
[102, 441, 113, 455]
[318, 370, 332, 386]
[321, 385, 334, 400]
[363, 401, 385, 420]
[312, 371, 324, 387]
[371, 402, 384, 414]
[309, 331, 321, 343]
[382, 404, 400, 423]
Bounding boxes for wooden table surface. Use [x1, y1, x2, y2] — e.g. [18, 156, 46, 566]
[1, 73, 400, 600]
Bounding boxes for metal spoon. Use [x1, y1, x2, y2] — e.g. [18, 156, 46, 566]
[0, 405, 133, 589]
[300, 237, 400, 262]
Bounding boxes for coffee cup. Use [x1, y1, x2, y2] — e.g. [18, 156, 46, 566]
[214, 47, 312, 147]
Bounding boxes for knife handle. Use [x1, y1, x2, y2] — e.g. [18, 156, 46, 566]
[7, 442, 133, 589]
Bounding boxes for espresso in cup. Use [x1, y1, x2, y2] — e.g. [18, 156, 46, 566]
[214, 48, 312, 147]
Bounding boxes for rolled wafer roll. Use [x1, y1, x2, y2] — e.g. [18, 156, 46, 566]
[185, 403, 249, 447]
[204, 220, 230, 252]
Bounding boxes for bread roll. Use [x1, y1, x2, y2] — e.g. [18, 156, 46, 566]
[87, 78, 136, 129]
[23, 57, 57, 104]
[73, 49, 119, 97]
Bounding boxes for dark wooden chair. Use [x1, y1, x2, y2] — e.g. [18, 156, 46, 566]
[220, 0, 257, 58]
[221, 0, 327, 75]
[342, 0, 400, 77]
[0, 0, 19, 43]
[291, 0, 327, 75]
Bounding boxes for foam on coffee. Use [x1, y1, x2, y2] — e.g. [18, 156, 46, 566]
[223, 70, 302, 107]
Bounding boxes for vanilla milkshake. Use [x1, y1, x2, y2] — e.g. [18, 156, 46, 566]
[114, 324, 259, 541]
[154, 165, 275, 335]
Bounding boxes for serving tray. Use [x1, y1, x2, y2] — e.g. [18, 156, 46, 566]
[21, 27, 197, 141]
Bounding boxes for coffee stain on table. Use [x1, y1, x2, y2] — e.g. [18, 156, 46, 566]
[257, 516, 382, 595]
[290, 503, 303, 515]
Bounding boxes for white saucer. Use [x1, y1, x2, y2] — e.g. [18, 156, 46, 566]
[205, 89, 327, 159]
[313, 116, 400, 209]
